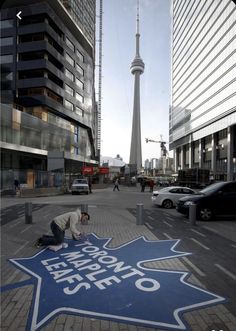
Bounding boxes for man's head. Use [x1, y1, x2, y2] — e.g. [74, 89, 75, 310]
[81, 212, 90, 224]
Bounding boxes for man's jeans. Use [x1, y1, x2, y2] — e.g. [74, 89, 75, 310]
[41, 221, 65, 246]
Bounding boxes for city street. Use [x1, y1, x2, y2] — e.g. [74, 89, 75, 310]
[1, 185, 236, 331]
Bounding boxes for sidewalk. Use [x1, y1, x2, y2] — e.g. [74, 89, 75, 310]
[1, 198, 236, 331]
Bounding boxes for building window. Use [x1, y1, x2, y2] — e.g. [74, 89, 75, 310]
[65, 99, 74, 111]
[76, 92, 83, 103]
[65, 68, 74, 81]
[0, 37, 13, 46]
[75, 78, 84, 90]
[76, 49, 84, 62]
[0, 19, 14, 29]
[0, 54, 13, 63]
[65, 52, 75, 67]
[76, 63, 84, 76]
[65, 84, 74, 96]
[75, 106, 84, 117]
[65, 36, 75, 51]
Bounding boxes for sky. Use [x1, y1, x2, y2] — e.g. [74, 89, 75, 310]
[97, 0, 172, 164]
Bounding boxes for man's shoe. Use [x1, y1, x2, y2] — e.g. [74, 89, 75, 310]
[34, 238, 42, 248]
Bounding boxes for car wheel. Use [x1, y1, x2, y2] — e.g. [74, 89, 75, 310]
[86, 192, 89, 195]
[162, 199, 173, 209]
[199, 207, 213, 221]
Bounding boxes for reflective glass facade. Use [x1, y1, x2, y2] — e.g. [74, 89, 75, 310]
[170, 0, 236, 180]
[60, 0, 95, 46]
[0, 0, 98, 181]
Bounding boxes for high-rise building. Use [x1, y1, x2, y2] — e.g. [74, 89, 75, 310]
[169, 0, 236, 181]
[59, 0, 96, 46]
[129, 0, 145, 174]
[0, 0, 98, 190]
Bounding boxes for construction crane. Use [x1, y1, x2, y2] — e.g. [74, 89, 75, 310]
[145, 136, 168, 174]
[145, 136, 168, 157]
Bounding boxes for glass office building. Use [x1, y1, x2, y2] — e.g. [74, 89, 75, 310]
[169, 0, 236, 180]
[0, 0, 99, 190]
[59, 0, 96, 46]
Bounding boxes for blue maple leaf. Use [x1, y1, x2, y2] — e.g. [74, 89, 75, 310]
[1, 233, 225, 331]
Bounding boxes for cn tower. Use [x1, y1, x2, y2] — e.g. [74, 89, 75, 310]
[129, 0, 145, 174]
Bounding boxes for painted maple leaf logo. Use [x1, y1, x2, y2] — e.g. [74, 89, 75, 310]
[1, 234, 225, 330]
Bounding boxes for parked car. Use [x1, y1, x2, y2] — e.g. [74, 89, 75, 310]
[176, 181, 236, 221]
[151, 186, 195, 209]
[71, 178, 89, 195]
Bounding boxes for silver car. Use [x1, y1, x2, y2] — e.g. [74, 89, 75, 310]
[71, 179, 89, 195]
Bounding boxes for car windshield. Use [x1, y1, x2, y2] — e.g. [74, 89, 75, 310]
[73, 179, 87, 184]
[199, 182, 225, 195]
[158, 187, 170, 192]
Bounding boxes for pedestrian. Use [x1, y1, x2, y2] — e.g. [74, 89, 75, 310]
[149, 180, 154, 192]
[113, 178, 120, 191]
[35, 208, 90, 248]
[88, 177, 92, 193]
[141, 179, 146, 192]
[14, 178, 19, 193]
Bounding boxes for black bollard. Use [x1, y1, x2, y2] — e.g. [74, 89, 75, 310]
[136, 203, 144, 225]
[25, 202, 32, 224]
[81, 204, 88, 213]
[189, 203, 197, 226]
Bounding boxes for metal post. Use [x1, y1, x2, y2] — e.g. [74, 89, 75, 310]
[81, 204, 88, 213]
[136, 203, 144, 225]
[25, 202, 32, 224]
[189, 203, 197, 226]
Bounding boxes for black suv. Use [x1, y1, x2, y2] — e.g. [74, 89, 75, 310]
[176, 181, 236, 221]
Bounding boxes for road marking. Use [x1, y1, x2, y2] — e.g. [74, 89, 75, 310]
[215, 264, 236, 281]
[13, 241, 29, 255]
[182, 257, 206, 277]
[20, 225, 32, 234]
[145, 222, 154, 230]
[163, 220, 173, 228]
[202, 226, 219, 235]
[190, 229, 206, 237]
[163, 232, 173, 239]
[9, 220, 22, 228]
[190, 238, 210, 250]
[44, 213, 52, 218]
[166, 216, 174, 221]
[148, 216, 154, 220]
[231, 244, 236, 249]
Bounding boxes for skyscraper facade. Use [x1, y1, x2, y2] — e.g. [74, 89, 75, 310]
[129, 1, 145, 174]
[169, 0, 236, 181]
[0, 0, 98, 189]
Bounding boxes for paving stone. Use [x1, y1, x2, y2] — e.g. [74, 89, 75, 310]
[1, 302, 16, 319]
[64, 315, 75, 330]
[90, 318, 100, 331]
[81, 317, 91, 330]
[100, 319, 110, 330]
[2, 308, 19, 327]
[56, 314, 67, 324]
[8, 316, 25, 331]
[109, 321, 119, 331]
[54, 324, 64, 331]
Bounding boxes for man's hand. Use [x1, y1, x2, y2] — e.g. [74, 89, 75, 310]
[72, 233, 81, 240]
